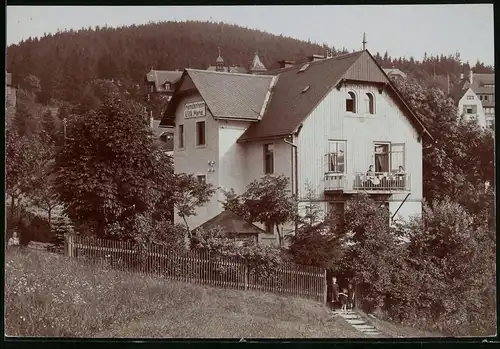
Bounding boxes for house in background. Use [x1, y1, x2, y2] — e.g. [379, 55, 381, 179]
[6, 71, 17, 111]
[161, 50, 432, 245]
[450, 68, 495, 131]
[383, 68, 407, 80]
[151, 120, 174, 156]
[144, 69, 184, 123]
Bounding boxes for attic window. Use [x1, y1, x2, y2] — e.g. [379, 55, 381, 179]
[302, 86, 310, 93]
[298, 63, 310, 73]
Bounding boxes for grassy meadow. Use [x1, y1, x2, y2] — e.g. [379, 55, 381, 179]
[4, 248, 364, 338]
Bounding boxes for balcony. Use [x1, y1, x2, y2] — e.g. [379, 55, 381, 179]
[324, 172, 410, 193]
[353, 172, 410, 192]
[324, 172, 347, 192]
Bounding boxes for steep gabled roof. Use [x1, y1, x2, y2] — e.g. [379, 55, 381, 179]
[449, 79, 472, 105]
[145, 69, 183, 92]
[162, 69, 276, 123]
[239, 50, 433, 142]
[193, 210, 266, 235]
[250, 52, 267, 72]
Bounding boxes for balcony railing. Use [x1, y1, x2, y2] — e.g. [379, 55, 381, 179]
[324, 172, 347, 191]
[353, 172, 410, 192]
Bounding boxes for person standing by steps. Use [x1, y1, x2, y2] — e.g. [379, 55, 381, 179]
[331, 276, 340, 311]
[339, 288, 348, 312]
[347, 283, 355, 311]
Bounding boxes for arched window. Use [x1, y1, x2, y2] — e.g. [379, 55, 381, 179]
[346, 91, 356, 113]
[365, 93, 375, 114]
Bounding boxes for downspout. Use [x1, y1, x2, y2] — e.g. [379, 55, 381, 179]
[391, 193, 411, 223]
[284, 136, 299, 234]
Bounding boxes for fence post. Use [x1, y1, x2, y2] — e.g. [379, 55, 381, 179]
[244, 261, 249, 291]
[323, 269, 328, 305]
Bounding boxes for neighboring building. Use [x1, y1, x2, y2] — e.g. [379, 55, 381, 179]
[206, 48, 249, 73]
[151, 120, 174, 156]
[6, 72, 17, 110]
[383, 68, 407, 79]
[194, 209, 273, 246]
[450, 69, 495, 131]
[144, 69, 184, 121]
[161, 50, 432, 244]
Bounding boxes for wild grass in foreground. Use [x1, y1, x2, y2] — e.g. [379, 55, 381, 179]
[5, 248, 362, 338]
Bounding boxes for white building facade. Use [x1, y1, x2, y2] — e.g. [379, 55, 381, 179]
[162, 50, 432, 244]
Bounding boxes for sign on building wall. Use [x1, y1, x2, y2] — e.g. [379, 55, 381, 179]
[184, 101, 206, 119]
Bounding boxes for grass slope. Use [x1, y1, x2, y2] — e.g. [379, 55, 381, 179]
[5, 248, 363, 338]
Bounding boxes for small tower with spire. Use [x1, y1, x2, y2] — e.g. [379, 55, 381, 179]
[216, 47, 225, 72]
[362, 32, 367, 51]
[249, 51, 267, 74]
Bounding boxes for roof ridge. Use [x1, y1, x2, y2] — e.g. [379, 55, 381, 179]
[186, 68, 275, 79]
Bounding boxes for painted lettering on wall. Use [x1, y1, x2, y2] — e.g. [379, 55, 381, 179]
[184, 101, 206, 119]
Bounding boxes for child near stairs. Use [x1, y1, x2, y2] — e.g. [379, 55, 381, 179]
[339, 288, 348, 312]
[347, 283, 355, 310]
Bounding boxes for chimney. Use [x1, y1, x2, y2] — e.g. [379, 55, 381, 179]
[307, 54, 325, 62]
[278, 60, 295, 69]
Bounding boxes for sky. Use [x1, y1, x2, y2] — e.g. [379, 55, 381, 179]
[6, 4, 495, 66]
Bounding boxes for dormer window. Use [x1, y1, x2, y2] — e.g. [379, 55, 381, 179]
[346, 91, 356, 113]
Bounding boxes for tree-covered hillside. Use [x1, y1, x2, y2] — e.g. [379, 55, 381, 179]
[6, 20, 494, 106]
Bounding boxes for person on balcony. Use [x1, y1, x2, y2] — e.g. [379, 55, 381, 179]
[366, 165, 380, 186]
[396, 166, 406, 189]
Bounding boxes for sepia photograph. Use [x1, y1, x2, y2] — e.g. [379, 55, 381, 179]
[5, 3, 496, 340]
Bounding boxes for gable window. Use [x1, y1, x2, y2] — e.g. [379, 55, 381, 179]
[346, 91, 356, 113]
[197, 175, 206, 183]
[463, 105, 477, 114]
[365, 93, 375, 114]
[165, 82, 171, 90]
[263, 143, 274, 174]
[326, 140, 346, 173]
[479, 95, 483, 100]
[178, 124, 184, 149]
[484, 95, 489, 101]
[467, 95, 474, 100]
[196, 121, 206, 146]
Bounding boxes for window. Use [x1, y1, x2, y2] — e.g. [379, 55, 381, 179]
[464, 105, 477, 114]
[264, 222, 273, 234]
[365, 93, 375, 114]
[178, 124, 184, 149]
[197, 175, 206, 183]
[374, 144, 390, 172]
[326, 140, 346, 173]
[165, 83, 171, 90]
[374, 143, 405, 173]
[484, 95, 489, 101]
[346, 91, 356, 113]
[196, 121, 206, 146]
[467, 95, 474, 100]
[390, 144, 405, 171]
[263, 143, 274, 174]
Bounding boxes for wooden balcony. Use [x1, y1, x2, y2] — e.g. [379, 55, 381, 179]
[324, 172, 347, 192]
[353, 172, 410, 192]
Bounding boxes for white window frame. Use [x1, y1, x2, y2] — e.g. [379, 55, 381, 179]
[346, 91, 357, 113]
[195, 121, 206, 147]
[326, 140, 347, 173]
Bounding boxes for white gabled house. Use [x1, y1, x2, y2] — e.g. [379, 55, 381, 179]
[161, 50, 433, 244]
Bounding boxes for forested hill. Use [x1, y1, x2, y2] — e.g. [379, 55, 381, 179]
[6, 20, 494, 106]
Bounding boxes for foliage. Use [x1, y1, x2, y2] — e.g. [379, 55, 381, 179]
[289, 184, 344, 268]
[223, 175, 296, 246]
[391, 76, 495, 217]
[172, 173, 215, 234]
[53, 91, 175, 238]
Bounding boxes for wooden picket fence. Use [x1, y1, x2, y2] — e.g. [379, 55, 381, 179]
[64, 234, 327, 302]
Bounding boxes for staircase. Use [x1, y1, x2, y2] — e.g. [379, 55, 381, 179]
[332, 310, 382, 336]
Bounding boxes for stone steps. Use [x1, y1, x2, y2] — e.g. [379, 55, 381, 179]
[331, 310, 382, 336]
